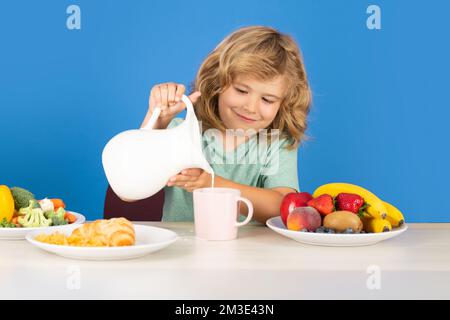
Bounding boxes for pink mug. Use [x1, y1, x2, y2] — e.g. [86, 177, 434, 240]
[193, 188, 254, 240]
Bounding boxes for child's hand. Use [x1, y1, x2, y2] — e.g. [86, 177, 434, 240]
[149, 83, 201, 121]
[167, 168, 212, 193]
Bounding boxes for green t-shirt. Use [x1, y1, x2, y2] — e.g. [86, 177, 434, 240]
[162, 117, 299, 221]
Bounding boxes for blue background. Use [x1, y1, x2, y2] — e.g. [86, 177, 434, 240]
[1, 0, 449, 222]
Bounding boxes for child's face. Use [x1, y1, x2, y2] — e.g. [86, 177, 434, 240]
[218, 75, 286, 132]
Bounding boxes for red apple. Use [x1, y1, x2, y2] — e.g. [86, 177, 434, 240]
[280, 192, 313, 226]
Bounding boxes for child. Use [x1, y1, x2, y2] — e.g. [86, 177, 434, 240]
[140, 26, 311, 223]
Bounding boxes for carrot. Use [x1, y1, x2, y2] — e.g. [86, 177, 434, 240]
[50, 198, 66, 210]
[64, 212, 77, 224]
[12, 216, 19, 224]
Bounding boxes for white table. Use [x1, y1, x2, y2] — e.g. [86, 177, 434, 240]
[1, 222, 449, 299]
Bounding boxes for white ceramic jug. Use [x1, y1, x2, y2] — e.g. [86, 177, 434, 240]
[102, 95, 214, 201]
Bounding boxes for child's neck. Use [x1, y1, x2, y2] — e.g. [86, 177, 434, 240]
[220, 129, 258, 152]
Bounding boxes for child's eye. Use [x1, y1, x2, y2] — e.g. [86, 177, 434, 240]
[235, 87, 247, 94]
[262, 98, 275, 104]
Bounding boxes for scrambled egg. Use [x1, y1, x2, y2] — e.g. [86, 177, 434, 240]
[35, 232, 106, 247]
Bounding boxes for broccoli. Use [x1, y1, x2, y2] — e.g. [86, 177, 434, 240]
[10, 187, 35, 210]
[45, 207, 68, 226]
[0, 218, 16, 228]
[18, 200, 51, 227]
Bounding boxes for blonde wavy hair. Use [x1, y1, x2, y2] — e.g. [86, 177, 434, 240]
[192, 25, 312, 150]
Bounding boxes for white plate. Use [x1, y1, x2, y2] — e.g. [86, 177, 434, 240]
[26, 224, 178, 260]
[266, 216, 408, 247]
[0, 211, 85, 240]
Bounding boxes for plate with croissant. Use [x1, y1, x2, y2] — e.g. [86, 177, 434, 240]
[25, 218, 178, 260]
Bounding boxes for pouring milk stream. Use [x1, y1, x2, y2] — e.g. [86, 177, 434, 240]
[102, 95, 215, 201]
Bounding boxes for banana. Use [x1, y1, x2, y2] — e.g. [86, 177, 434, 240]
[361, 216, 392, 233]
[313, 183, 387, 220]
[383, 201, 405, 227]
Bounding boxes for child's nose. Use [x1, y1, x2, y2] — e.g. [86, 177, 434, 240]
[244, 96, 259, 113]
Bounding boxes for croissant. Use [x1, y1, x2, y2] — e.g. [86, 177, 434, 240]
[70, 218, 135, 247]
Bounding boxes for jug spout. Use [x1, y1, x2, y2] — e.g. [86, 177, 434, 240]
[183, 130, 214, 176]
[188, 154, 215, 187]
[183, 106, 215, 180]
[197, 156, 214, 176]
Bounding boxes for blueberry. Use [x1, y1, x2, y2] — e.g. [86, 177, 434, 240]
[300, 228, 308, 232]
[315, 227, 325, 233]
[343, 228, 354, 234]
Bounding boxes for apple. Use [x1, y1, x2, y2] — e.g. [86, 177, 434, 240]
[280, 192, 313, 226]
[287, 207, 322, 232]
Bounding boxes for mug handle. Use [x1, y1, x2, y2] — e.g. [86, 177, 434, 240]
[235, 197, 254, 227]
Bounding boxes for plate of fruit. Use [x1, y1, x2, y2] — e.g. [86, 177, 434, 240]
[0, 186, 85, 240]
[266, 183, 408, 247]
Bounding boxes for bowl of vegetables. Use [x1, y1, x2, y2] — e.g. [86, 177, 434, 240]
[0, 185, 85, 240]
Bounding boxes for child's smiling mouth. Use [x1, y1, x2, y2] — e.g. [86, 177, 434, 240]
[233, 110, 258, 123]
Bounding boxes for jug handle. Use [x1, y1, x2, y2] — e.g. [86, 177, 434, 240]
[141, 95, 194, 130]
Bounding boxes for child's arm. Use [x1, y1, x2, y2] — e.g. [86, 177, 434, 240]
[214, 175, 294, 224]
[168, 170, 295, 224]
[140, 110, 172, 129]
